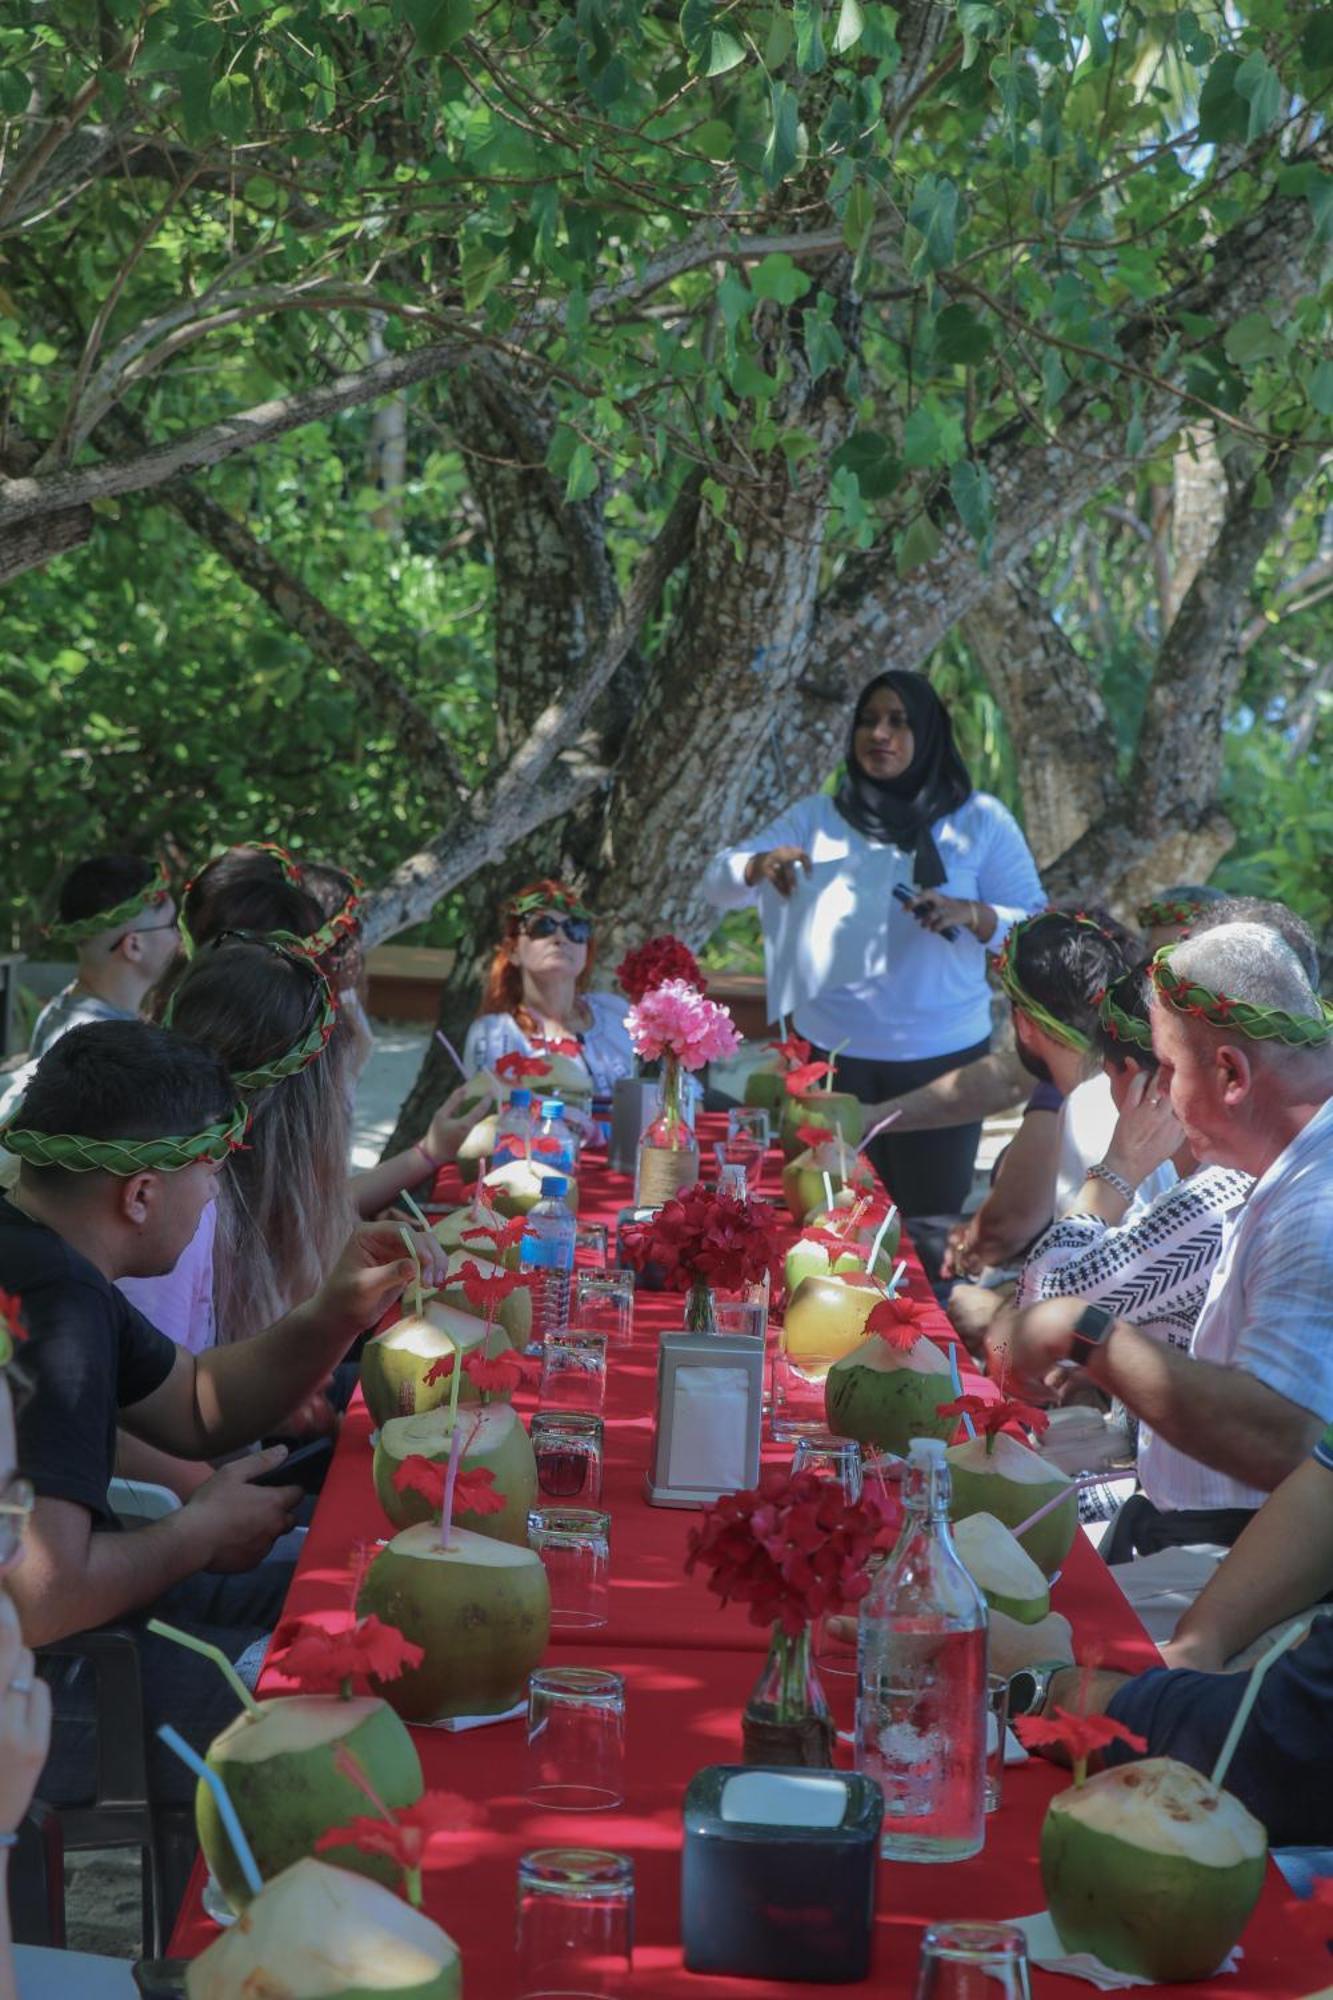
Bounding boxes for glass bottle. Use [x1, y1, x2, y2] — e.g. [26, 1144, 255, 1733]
[634, 1053, 699, 1207]
[855, 1437, 987, 1861]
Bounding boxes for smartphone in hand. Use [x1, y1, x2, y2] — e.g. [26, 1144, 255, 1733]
[892, 881, 960, 942]
[251, 1435, 334, 1494]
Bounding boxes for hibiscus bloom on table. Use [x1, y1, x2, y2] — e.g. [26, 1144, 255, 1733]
[865, 1293, 923, 1354]
[422, 1346, 540, 1398]
[623, 1181, 780, 1293]
[935, 1390, 1050, 1447]
[392, 1450, 507, 1520]
[616, 935, 706, 1004]
[784, 1059, 832, 1096]
[1014, 1706, 1147, 1787]
[686, 1468, 889, 1636]
[626, 979, 740, 1069]
[495, 1051, 551, 1084]
[765, 1030, 813, 1072]
[269, 1613, 424, 1698]
[318, 1745, 480, 1906]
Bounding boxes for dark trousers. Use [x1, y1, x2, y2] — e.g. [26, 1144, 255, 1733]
[37, 1557, 294, 1810]
[816, 1038, 991, 1219]
[1100, 1491, 1257, 1566]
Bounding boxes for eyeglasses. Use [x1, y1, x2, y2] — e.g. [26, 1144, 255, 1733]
[523, 914, 591, 944]
[0, 1478, 33, 1567]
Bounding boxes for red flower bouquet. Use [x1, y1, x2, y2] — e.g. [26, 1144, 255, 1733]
[686, 1468, 885, 1637]
[623, 1182, 780, 1294]
[617, 934, 706, 1003]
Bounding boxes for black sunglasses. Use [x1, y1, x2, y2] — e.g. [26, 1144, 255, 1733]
[523, 914, 591, 944]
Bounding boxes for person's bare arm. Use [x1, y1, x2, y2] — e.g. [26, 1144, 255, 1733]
[115, 1428, 211, 1499]
[8, 1458, 300, 1647]
[1164, 1454, 1333, 1671]
[945, 1108, 1061, 1275]
[350, 1083, 484, 1219]
[865, 1049, 1027, 1136]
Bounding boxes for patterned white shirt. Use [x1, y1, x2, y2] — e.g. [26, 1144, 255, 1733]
[1139, 1094, 1333, 1513]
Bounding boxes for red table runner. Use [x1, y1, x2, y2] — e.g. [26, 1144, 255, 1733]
[169, 1118, 1324, 1995]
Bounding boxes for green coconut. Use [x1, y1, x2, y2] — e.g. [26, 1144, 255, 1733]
[947, 1431, 1077, 1578]
[437, 1247, 532, 1349]
[824, 1330, 957, 1455]
[785, 1219, 900, 1295]
[186, 1858, 462, 2000]
[779, 1088, 866, 1161]
[359, 1302, 508, 1430]
[1042, 1759, 1268, 1983]
[457, 1066, 504, 1118]
[431, 1199, 503, 1261]
[373, 1403, 537, 1543]
[781, 1137, 874, 1224]
[743, 1061, 784, 1110]
[358, 1521, 551, 1723]
[198, 1696, 423, 1911]
[482, 1157, 579, 1216]
[529, 1050, 593, 1104]
[952, 1511, 1051, 1625]
[454, 1111, 501, 1185]
[987, 1606, 1074, 1679]
[784, 1272, 891, 1366]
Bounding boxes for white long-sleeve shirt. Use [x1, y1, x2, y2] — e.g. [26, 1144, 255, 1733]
[701, 791, 1044, 1061]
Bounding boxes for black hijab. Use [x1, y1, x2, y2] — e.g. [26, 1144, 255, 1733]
[832, 671, 973, 888]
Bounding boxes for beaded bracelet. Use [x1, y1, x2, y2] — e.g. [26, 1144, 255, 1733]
[1085, 1161, 1134, 1202]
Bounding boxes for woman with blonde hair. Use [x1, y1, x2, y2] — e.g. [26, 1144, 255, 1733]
[463, 878, 634, 1097]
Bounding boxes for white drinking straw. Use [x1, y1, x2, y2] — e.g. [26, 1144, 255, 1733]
[888, 1256, 907, 1295]
[1210, 1620, 1308, 1791]
[866, 1205, 898, 1273]
[821, 1171, 836, 1215]
[947, 1345, 977, 1439]
[439, 1417, 467, 1551]
[397, 1224, 423, 1318]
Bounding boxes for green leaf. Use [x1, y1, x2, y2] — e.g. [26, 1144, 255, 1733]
[460, 236, 508, 308]
[1223, 311, 1287, 368]
[957, 0, 1005, 69]
[902, 403, 944, 467]
[830, 430, 900, 498]
[803, 306, 847, 381]
[27, 341, 58, 366]
[842, 182, 875, 252]
[1302, 10, 1333, 70]
[935, 302, 992, 366]
[762, 79, 800, 188]
[907, 173, 959, 274]
[1197, 54, 1248, 144]
[794, 0, 826, 74]
[0, 65, 30, 115]
[207, 73, 251, 142]
[564, 442, 599, 503]
[897, 511, 942, 573]
[1233, 51, 1281, 143]
[751, 252, 813, 304]
[1308, 357, 1333, 417]
[395, 0, 474, 53]
[949, 458, 994, 561]
[705, 29, 745, 74]
[833, 0, 865, 54]
[694, 118, 734, 158]
[1306, 174, 1333, 244]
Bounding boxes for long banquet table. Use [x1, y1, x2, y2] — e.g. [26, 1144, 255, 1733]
[170, 1117, 1326, 1995]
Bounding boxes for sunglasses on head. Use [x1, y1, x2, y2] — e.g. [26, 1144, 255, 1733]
[522, 914, 591, 944]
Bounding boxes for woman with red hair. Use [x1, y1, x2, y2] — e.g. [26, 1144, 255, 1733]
[463, 879, 634, 1097]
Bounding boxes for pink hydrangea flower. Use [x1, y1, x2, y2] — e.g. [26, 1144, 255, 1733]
[626, 979, 741, 1070]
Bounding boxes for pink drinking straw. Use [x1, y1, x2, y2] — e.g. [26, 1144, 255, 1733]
[434, 1027, 467, 1079]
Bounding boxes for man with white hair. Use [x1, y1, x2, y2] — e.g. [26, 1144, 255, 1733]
[992, 919, 1333, 1556]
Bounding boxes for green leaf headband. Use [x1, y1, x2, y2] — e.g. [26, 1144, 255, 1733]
[506, 887, 595, 923]
[991, 912, 1115, 1054]
[1096, 985, 1154, 1054]
[307, 873, 364, 960]
[163, 931, 339, 1093]
[1137, 897, 1207, 930]
[0, 1101, 250, 1175]
[1149, 943, 1333, 1048]
[46, 860, 172, 944]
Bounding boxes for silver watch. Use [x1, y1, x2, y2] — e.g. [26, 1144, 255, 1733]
[1007, 1659, 1072, 1718]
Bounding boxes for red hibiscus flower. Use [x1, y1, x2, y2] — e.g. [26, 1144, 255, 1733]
[1014, 1707, 1147, 1786]
[616, 936, 706, 1003]
[796, 1122, 841, 1151]
[269, 1614, 424, 1696]
[765, 1031, 813, 1071]
[392, 1452, 506, 1518]
[865, 1293, 921, 1354]
[495, 1051, 551, 1083]
[623, 1182, 780, 1292]
[424, 1346, 540, 1395]
[462, 1216, 527, 1255]
[785, 1060, 831, 1096]
[532, 1033, 582, 1057]
[318, 1749, 480, 1906]
[453, 1260, 523, 1321]
[0, 1290, 29, 1362]
[686, 1468, 886, 1636]
[935, 1391, 1050, 1446]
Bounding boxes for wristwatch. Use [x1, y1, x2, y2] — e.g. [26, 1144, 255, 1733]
[1007, 1659, 1073, 1718]
[1069, 1301, 1117, 1368]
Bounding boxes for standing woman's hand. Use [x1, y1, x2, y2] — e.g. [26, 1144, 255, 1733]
[907, 891, 996, 943]
[745, 847, 812, 898]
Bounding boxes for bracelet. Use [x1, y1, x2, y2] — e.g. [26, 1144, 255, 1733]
[1086, 1160, 1134, 1202]
[968, 900, 980, 935]
[413, 1140, 443, 1174]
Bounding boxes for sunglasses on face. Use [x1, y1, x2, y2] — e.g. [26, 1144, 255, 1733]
[0, 1478, 33, 1568]
[522, 914, 591, 944]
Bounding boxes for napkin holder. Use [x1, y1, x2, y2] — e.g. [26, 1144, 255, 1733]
[681, 1765, 883, 1982]
[644, 1332, 763, 1508]
[608, 1078, 658, 1174]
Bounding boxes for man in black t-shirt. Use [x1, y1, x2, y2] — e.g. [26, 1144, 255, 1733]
[0, 1021, 432, 1811]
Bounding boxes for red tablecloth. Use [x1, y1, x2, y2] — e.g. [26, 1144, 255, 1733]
[169, 1119, 1323, 1996]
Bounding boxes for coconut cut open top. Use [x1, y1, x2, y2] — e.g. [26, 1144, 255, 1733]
[1052, 1759, 1267, 1866]
[949, 1430, 1070, 1486]
[378, 1304, 483, 1360]
[379, 1403, 518, 1463]
[210, 1695, 389, 1766]
[953, 1512, 1049, 1605]
[387, 1520, 544, 1568]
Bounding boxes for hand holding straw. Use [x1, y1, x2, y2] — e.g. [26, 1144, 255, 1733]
[1210, 1620, 1308, 1790]
[397, 1224, 423, 1318]
[158, 1724, 263, 1898]
[147, 1618, 261, 1719]
[398, 1188, 433, 1235]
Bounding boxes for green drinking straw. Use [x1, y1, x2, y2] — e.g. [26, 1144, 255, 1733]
[158, 1724, 263, 1898]
[398, 1188, 433, 1235]
[1210, 1620, 1308, 1791]
[397, 1223, 423, 1318]
[147, 1618, 261, 1719]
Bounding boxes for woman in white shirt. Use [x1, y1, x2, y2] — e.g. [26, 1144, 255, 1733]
[703, 672, 1044, 1215]
[463, 878, 634, 1100]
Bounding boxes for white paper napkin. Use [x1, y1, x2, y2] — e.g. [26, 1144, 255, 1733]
[1009, 1912, 1240, 1989]
[1003, 1725, 1029, 1766]
[425, 1698, 527, 1733]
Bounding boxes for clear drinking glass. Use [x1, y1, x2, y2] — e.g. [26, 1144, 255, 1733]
[574, 1270, 634, 1346]
[540, 1327, 609, 1414]
[913, 1921, 1032, 1999]
[528, 1505, 611, 1628]
[525, 1668, 627, 1810]
[727, 1105, 771, 1150]
[530, 1411, 604, 1504]
[713, 1136, 765, 1191]
[574, 1223, 609, 1271]
[770, 1328, 838, 1441]
[516, 1848, 634, 1998]
[712, 1297, 768, 1340]
[985, 1674, 1009, 1814]
[791, 1430, 864, 1501]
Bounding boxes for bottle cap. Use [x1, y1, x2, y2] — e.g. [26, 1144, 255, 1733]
[543, 1099, 565, 1118]
[907, 1437, 947, 1463]
[509, 1088, 533, 1108]
[540, 1175, 569, 1198]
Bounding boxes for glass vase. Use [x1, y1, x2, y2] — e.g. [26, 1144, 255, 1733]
[741, 1623, 834, 1769]
[634, 1053, 700, 1208]
[684, 1277, 719, 1332]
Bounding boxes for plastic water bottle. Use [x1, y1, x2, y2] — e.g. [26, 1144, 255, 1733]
[533, 1097, 578, 1177]
[519, 1175, 576, 1344]
[494, 1088, 535, 1165]
[855, 1436, 987, 1861]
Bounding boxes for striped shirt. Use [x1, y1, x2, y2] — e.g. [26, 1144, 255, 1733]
[1139, 1094, 1333, 1513]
